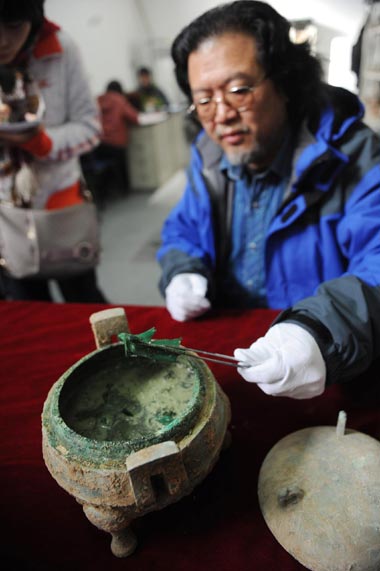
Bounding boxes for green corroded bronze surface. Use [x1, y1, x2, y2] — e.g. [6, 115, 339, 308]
[62, 357, 198, 440]
[42, 343, 208, 465]
[41, 312, 231, 559]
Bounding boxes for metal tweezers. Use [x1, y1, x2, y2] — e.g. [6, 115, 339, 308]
[155, 344, 250, 368]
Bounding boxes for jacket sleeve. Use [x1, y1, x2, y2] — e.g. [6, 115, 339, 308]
[275, 276, 380, 385]
[157, 152, 215, 295]
[122, 99, 139, 125]
[275, 163, 380, 385]
[32, 33, 101, 162]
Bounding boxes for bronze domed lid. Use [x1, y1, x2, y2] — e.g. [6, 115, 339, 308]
[258, 411, 380, 571]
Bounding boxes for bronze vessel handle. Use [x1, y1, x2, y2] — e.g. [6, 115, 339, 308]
[89, 307, 129, 348]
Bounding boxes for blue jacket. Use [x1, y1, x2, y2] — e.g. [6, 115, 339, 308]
[158, 87, 380, 384]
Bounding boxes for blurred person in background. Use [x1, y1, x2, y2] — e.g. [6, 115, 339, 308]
[129, 66, 169, 112]
[81, 80, 139, 207]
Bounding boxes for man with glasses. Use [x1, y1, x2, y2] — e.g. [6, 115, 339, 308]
[157, 1, 380, 399]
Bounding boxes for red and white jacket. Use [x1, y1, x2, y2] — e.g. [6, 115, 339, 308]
[19, 20, 101, 209]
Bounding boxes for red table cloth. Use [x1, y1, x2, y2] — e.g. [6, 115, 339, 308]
[1, 300, 379, 570]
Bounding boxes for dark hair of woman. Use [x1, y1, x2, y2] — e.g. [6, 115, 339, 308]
[0, 0, 45, 54]
[106, 80, 124, 94]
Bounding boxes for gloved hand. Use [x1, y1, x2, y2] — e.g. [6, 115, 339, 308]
[165, 273, 211, 322]
[234, 323, 326, 399]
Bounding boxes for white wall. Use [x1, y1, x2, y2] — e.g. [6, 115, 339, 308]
[45, 0, 368, 99]
[44, 0, 148, 95]
[137, 0, 367, 42]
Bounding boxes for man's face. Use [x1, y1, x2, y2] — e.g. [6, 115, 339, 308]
[188, 33, 288, 169]
[0, 21, 32, 64]
[139, 72, 151, 88]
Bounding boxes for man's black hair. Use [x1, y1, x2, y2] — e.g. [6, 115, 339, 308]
[171, 0, 325, 127]
[0, 0, 45, 53]
[137, 67, 151, 76]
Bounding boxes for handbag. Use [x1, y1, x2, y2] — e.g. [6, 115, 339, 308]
[0, 191, 101, 280]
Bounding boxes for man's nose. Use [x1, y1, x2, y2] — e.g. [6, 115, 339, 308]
[213, 98, 237, 122]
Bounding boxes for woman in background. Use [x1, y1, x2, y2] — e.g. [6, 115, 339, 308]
[0, 0, 107, 302]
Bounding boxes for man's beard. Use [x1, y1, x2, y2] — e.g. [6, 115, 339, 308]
[226, 147, 264, 166]
[215, 124, 267, 167]
[216, 125, 283, 169]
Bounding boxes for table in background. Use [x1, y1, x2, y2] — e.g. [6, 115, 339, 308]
[1, 300, 379, 571]
[127, 111, 189, 191]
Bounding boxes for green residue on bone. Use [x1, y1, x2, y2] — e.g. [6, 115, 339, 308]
[62, 358, 197, 442]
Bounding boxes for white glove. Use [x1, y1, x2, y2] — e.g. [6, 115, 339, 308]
[165, 273, 211, 322]
[234, 323, 326, 399]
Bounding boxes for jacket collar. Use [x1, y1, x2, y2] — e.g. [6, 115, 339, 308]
[294, 88, 365, 181]
[316, 87, 364, 144]
[196, 131, 223, 169]
[33, 18, 62, 59]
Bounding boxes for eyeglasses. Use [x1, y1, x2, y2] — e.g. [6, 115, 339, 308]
[187, 77, 266, 120]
